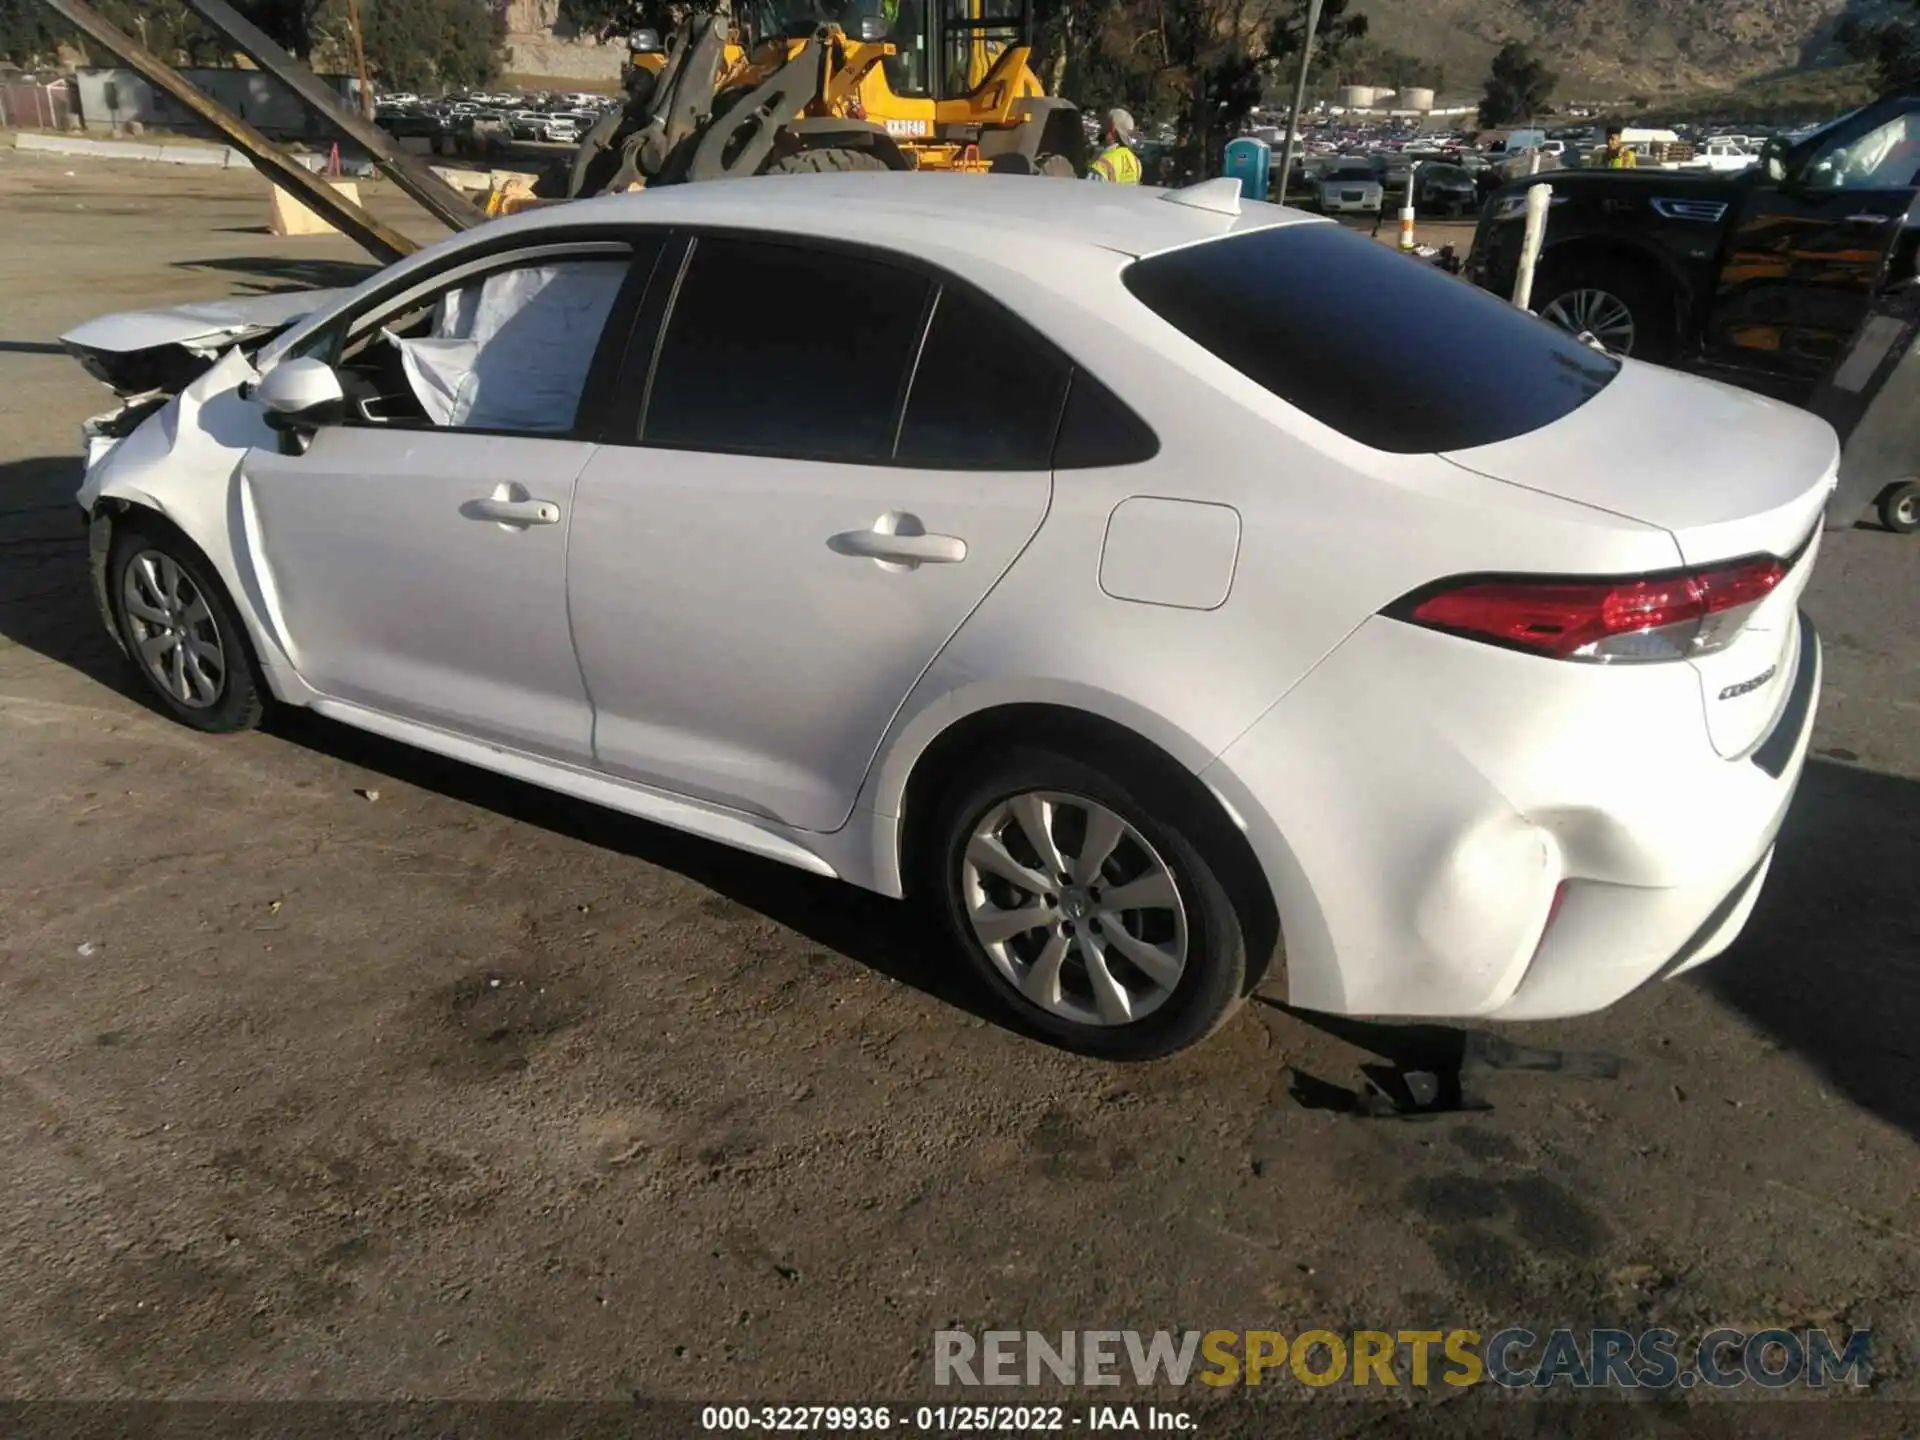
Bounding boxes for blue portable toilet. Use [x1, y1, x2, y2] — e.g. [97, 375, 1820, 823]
[1223, 137, 1271, 202]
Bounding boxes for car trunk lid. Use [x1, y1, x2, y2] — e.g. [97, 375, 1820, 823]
[1442, 359, 1835, 758]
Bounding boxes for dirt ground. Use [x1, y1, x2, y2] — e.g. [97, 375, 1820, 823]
[0, 150, 1916, 1430]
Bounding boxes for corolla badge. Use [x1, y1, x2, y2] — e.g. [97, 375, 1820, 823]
[1718, 666, 1777, 701]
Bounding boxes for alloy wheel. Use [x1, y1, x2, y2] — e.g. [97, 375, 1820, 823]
[960, 790, 1188, 1028]
[1540, 287, 1638, 353]
[121, 549, 226, 709]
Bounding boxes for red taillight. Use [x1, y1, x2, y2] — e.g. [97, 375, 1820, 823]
[1403, 556, 1787, 662]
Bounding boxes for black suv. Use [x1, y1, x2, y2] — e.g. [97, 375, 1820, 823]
[1468, 98, 1920, 401]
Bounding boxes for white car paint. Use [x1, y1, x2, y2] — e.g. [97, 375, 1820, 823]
[73, 174, 1835, 1023]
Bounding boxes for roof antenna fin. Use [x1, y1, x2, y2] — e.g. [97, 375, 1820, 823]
[1161, 177, 1243, 216]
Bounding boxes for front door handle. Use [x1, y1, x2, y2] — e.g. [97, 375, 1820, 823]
[1845, 212, 1893, 226]
[461, 496, 562, 527]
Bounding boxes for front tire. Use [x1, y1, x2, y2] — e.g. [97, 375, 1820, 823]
[108, 517, 263, 733]
[1533, 258, 1674, 362]
[762, 146, 889, 175]
[931, 747, 1249, 1060]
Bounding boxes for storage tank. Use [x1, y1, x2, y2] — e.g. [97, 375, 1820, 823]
[1401, 87, 1435, 112]
[1336, 85, 1376, 109]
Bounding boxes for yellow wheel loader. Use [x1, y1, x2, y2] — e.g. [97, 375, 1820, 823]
[562, 0, 1085, 197]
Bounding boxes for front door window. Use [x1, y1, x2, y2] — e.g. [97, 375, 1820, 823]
[1804, 112, 1920, 192]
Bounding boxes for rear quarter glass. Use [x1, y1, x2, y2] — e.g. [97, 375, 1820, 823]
[1122, 223, 1618, 454]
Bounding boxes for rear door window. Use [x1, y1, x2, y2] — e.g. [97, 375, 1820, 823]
[643, 235, 931, 463]
[1122, 222, 1618, 453]
[895, 284, 1071, 470]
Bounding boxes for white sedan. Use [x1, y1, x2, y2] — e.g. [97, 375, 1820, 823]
[63, 174, 1833, 1059]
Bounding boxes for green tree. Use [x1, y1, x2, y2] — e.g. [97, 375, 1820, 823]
[355, 0, 501, 90]
[1268, 0, 1367, 74]
[1, 0, 497, 86]
[0, 0, 67, 65]
[1478, 39, 1554, 126]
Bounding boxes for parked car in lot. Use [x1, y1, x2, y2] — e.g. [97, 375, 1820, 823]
[1414, 161, 1478, 216]
[61, 176, 1830, 1058]
[1317, 161, 1384, 214]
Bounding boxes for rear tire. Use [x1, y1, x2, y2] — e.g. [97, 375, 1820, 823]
[1036, 152, 1077, 178]
[1533, 257, 1675, 362]
[930, 746, 1249, 1060]
[763, 146, 889, 175]
[1878, 480, 1920, 534]
[108, 515, 264, 734]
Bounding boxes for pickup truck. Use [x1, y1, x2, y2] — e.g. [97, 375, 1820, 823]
[1467, 96, 1920, 403]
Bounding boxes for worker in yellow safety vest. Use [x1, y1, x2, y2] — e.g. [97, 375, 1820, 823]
[1088, 108, 1142, 184]
[1589, 123, 1637, 169]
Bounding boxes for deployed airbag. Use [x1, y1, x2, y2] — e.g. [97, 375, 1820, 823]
[396, 262, 626, 431]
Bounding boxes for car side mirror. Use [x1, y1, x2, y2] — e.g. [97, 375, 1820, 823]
[255, 356, 346, 442]
[858, 14, 890, 40]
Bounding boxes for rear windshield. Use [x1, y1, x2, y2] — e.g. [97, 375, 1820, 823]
[1122, 222, 1618, 454]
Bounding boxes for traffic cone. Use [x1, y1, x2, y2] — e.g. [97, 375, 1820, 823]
[328, 142, 342, 176]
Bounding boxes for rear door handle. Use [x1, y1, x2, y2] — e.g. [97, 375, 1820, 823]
[833, 530, 966, 564]
[462, 496, 562, 526]
[830, 513, 967, 568]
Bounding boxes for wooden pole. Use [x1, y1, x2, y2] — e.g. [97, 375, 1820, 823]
[179, 0, 482, 231]
[1273, 0, 1323, 204]
[344, 0, 373, 119]
[39, 0, 418, 263]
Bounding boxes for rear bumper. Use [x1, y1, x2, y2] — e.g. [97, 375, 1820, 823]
[1200, 611, 1822, 1020]
[1495, 616, 1819, 1017]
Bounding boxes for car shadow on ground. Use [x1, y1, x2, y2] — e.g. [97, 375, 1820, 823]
[263, 703, 1000, 1024]
[0, 457, 995, 1025]
[2, 452, 1916, 1107]
[170, 255, 382, 293]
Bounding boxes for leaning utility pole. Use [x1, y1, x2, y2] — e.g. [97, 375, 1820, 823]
[1273, 0, 1323, 205]
[180, 0, 483, 231]
[40, 0, 419, 263]
[345, 0, 373, 119]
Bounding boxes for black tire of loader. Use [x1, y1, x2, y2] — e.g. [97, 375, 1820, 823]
[763, 146, 890, 174]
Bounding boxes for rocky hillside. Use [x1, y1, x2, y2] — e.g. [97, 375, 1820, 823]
[498, 0, 625, 83]
[1355, 0, 1897, 97]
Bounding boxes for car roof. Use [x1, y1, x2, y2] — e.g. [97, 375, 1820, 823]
[492, 172, 1318, 264]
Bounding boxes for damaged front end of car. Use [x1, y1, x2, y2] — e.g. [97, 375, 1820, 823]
[64, 288, 346, 662]
[63, 288, 344, 470]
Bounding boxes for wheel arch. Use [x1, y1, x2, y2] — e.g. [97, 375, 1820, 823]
[88, 492, 313, 707]
[889, 699, 1280, 995]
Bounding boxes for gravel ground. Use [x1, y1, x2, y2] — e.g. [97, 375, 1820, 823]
[0, 149, 1914, 1435]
